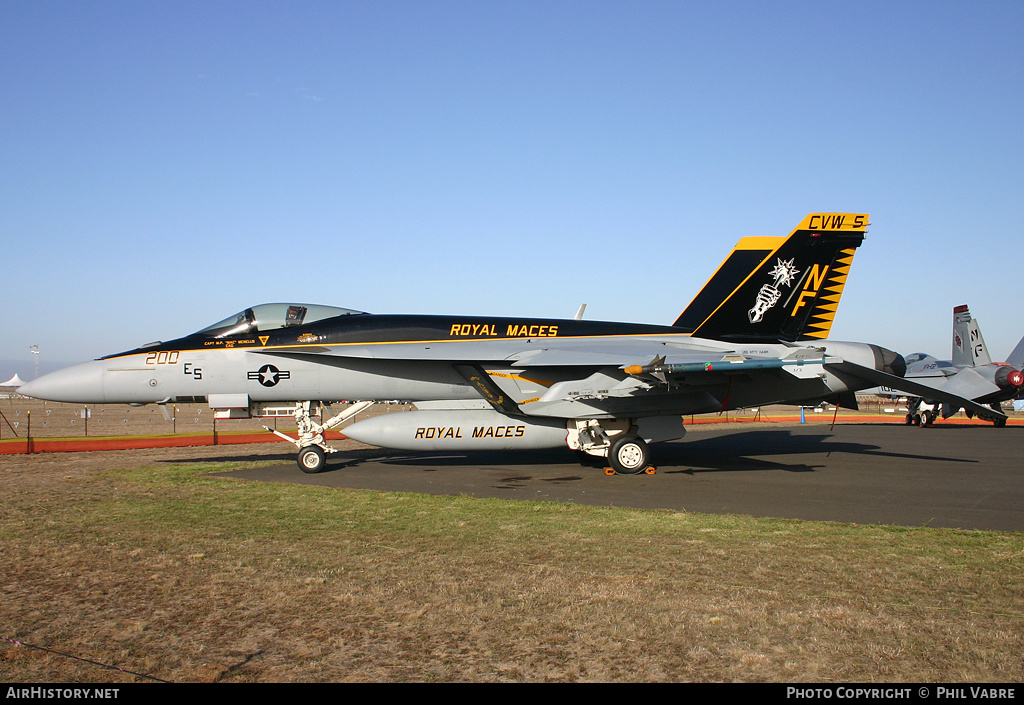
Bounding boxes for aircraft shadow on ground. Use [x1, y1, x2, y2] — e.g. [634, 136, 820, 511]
[653, 429, 975, 475]
[316, 428, 975, 476]
[164, 428, 977, 476]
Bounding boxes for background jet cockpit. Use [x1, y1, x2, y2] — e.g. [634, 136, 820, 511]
[196, 303, 367, 339]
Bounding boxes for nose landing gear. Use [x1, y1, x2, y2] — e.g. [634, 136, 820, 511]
[262, 400, 375, 473]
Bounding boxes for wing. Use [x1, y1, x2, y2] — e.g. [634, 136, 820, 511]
[822, 360, 1006, 422]
[256, 335, 794, 417]
[257, 336, 1005, 423]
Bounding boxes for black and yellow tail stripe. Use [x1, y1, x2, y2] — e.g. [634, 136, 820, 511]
[800, 247, 856, 340]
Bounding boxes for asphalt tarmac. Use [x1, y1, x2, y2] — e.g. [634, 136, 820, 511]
[221, 423, 1024, 532]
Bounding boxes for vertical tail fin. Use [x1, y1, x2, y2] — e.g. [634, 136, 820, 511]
[952, 305, 992, 367]
[677, 213, 868, 343]
[1005, 333, 1024, 369]
[673, 236, 784, 333]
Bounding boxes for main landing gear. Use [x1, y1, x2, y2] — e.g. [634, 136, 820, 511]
[569, 419, 657, 476]
[905, 398, 935, 427]
[264, 400, 375, 473]
[908, 409, 936, 427]
[905, 398, 1009, 428]
[604, 436, 656, 476]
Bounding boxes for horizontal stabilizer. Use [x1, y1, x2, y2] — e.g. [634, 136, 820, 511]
[823, 360, 1007, 423]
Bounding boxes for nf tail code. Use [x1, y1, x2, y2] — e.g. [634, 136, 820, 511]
[797, 246, 857, 339]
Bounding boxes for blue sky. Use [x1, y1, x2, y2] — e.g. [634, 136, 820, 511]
[3, 1, 1023, 377]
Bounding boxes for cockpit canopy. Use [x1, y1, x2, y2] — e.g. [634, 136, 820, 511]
[196, 303, 367, 339]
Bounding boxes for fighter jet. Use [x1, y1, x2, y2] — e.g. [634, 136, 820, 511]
[19, 213, 1004, 474]
[879, 305, 1024, 427]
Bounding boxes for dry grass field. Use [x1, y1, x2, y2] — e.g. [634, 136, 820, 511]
[3, 394, 1023, 682]
[3, 431, 1023, 682]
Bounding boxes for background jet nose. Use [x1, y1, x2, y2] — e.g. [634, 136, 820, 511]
[870, 345, 907, 377]
[17, 360, 106, 403]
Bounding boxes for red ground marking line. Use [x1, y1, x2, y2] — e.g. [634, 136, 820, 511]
[0, 430, 346, 454]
